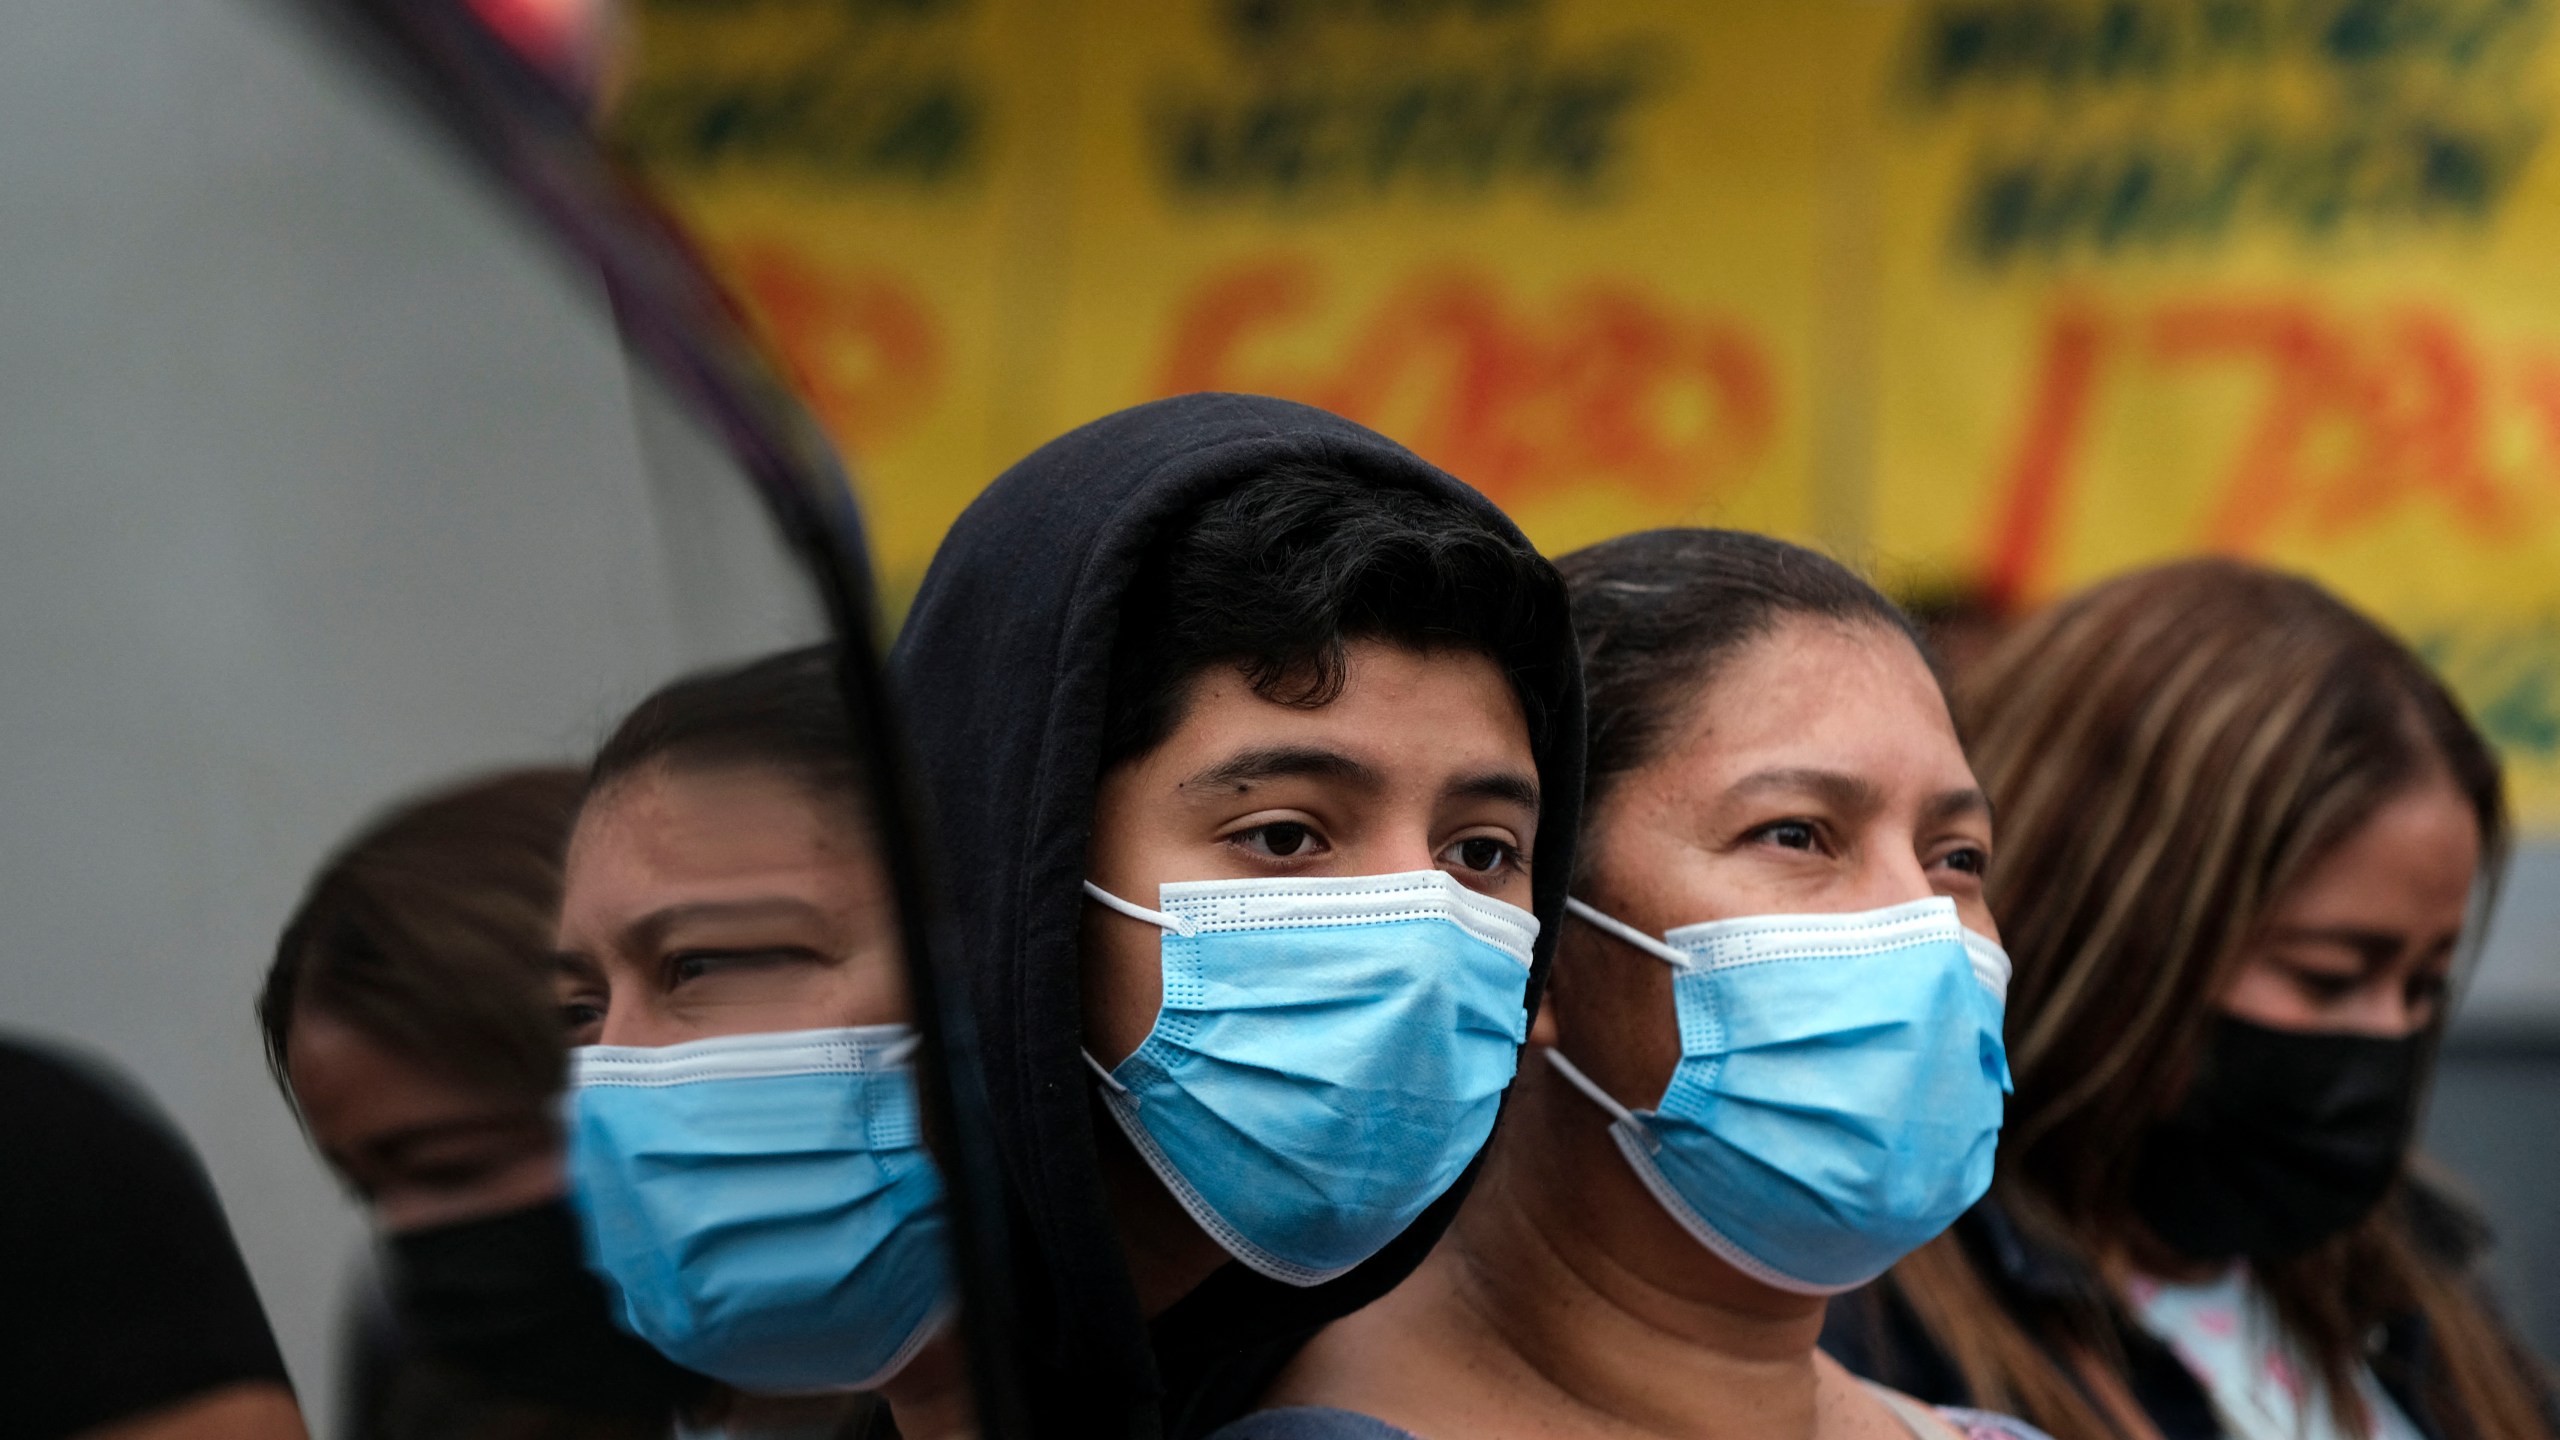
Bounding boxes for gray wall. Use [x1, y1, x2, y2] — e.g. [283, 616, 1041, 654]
[2428, 846, 2560, 1356]
[0, 0, 819, 1427]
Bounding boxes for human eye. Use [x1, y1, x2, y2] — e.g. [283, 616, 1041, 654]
[406, 1155, 506, 1193]
[1226, 820, 1328, 862]
[552, 966, 609, 1043]
[1743, 818, 1825, 854]
[1929, 841, 1991, 883]
[667, 947, 810, 988]
[1438, 833, 1522, 877]
[2281, 961, 2362, 1005]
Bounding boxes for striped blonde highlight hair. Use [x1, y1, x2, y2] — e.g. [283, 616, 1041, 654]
[1880, 558, 2542, 1440]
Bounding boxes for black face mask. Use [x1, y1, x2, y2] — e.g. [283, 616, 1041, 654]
[385, 1198, 708, 1415]
[2129, 1015, 2427, 1261]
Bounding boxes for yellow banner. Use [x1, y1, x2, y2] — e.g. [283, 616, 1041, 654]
[1870, 0, 2560, 825]
[606, 0, 2560, 828]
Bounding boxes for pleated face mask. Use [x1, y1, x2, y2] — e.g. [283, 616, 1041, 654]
[564, 1025, 952, 1393]
[1083, 869, 1538, 1285]
[1548, 896, 2012, 1293]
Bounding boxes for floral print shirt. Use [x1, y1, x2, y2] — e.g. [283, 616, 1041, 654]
[2127, 1265, 2427, 1440]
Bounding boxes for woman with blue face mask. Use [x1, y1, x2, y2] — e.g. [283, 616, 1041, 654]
[1215, 529, 2043, 1440]
[551, 649, 962, 1439]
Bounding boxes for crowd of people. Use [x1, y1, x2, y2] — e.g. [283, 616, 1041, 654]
[17, 394, 2549, 1440]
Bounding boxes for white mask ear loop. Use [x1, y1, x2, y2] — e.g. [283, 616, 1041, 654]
[1543, 1049, 1661, 1154]
[1553, 897, 1681, 1156]
[1563, 896, 1689, 968]
[1081, 1049, 1130, 1096]
[1083, 880, 1198, 937]
[1079, 881, 1194, 1098]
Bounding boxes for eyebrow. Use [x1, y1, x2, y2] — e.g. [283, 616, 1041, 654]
[1921, 787, 1995, 827]
[2262, 925, 2411, 969]
[1447, 768, 1540, 814]
[624, 897, 834, 954]
[1181, 745, 1383, 794]
[1725, 767, 1887, 816]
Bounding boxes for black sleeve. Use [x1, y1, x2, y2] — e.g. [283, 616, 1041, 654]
[0, 1038, 293, 1439]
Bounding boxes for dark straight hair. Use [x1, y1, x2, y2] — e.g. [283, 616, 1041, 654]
[1555, 527, 1928, 816]
[587, 645, 869, 821]
[1102, 459, 1566, 770]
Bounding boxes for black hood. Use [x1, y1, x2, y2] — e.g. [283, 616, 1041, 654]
[889, 394, 1586, 1438]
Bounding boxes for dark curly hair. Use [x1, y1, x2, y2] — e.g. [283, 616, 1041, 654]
[1101, 460, 1565, 768]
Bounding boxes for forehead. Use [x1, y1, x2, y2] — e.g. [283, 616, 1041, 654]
[286, 1005, 524, 1142]
[1665, 618, 1962, 784]
[569, 764, 861, 875]
[2275, 777, 2482, 927]
[1159, 642, 1533, 775]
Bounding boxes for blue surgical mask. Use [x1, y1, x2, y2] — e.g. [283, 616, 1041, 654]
[564, 1025, 951, 1392]
[1083, 869, 1537, 1285]
[1548, 896, 2011, 1293]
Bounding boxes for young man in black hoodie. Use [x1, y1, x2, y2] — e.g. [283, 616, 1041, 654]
[892, 394, 1586, 1438]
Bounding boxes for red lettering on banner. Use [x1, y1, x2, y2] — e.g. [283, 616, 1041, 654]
[1981, 296, 2553, 605]
[1160, 258, 1776, 511]
[728, 245, 943, 453]
[1982, 306, 2107, 612]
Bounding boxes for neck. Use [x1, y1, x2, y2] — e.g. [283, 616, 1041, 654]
[2107, 1221, 2235, 1289]
[876, 1330, 976, 1440]
[1094, 1097, 1233, 1315]
[1406, 1068, 1838, 1436]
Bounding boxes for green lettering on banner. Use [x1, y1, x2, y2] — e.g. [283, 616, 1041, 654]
[1899, 0, 2558, 264]
[1147, 0, 1671, 210]
[614, 0, 988, 186]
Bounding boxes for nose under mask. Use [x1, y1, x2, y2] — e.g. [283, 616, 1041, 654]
[1082, 868, 1538, 1286]
[1549, 895, 2013, 1293]
[2129, 1014, 2427, 1261]
[563, 1025, 953, 1393]
[385, 1197, 708, 1415]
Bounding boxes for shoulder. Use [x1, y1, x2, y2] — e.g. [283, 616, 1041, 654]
[0, 1035, 144, 1115]
[0, 1036, 202, 1203]
[0, 1036, 291, 1437]
[1934, 1406, 2060, 1440]
[1206, 1407, 1423, 1440]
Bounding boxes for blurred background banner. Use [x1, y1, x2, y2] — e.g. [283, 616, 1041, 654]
[606, 0, 2560, 830]
[1872, 0, 2560, 831]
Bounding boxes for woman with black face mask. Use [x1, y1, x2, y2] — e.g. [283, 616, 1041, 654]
[1824, 560, 2554, 1440]
[261, 767, 704, 1438]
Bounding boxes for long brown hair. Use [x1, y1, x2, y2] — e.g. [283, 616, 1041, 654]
[1884, 558, 2545, 1440]
[261, 767, 585, 1106]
